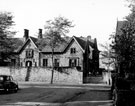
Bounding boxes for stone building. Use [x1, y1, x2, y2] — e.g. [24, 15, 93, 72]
[12, 29, 99, 74]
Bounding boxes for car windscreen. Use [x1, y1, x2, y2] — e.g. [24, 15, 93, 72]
[5, 76, 13, 81]
[0, 76, 13, 82]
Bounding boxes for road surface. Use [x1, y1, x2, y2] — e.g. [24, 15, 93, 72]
[0, 82, 113, 106]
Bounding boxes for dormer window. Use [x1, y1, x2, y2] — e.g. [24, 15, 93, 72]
[70, 48, 76, 54]
[26, 49, 34, 58]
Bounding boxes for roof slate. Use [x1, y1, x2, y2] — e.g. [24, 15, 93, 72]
[41, 43, 67, 52]
[73, 36, 86, 50]
[30, 36, 38, 47]
[73, 36, 96, 50]
[18, 35, 98, 54]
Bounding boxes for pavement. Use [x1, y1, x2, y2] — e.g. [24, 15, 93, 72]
[1, 101, 113, 106]
[18, 82, 111, 91]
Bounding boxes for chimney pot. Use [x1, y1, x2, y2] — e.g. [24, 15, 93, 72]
[87, 35, 91, 41]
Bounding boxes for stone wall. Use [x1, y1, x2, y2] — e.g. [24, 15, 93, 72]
[0, 67, 82, 84]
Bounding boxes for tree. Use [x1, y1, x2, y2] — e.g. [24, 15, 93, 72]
[0, 12, 16, 65]
[100, 42, 115, 71]
[111, 8, 135, 76]
[126, 0, 135, 7]
[39, 16, 74, 84]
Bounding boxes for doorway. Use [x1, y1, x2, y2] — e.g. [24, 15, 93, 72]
[26, 61, 32, 67]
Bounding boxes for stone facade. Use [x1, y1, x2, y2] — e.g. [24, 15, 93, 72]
[18, 37, 84, 69]
[17, 35, 92, 70]
[40, 40, 84, 69]
[19, 39, 40, 67]
[0, 67, 82, 84]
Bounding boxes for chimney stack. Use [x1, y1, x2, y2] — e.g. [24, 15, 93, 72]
[24, 29, 29, 41]
[87, 35, 91, 41]
[38, 29, 42, 39]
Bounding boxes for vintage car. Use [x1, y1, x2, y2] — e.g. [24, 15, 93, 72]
[0, 75, 18, 93]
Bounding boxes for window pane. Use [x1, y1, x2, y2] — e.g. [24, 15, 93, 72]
[26, 49, 34, 58]
[69, 59, 77, 67]
[70, 48, 76, 54]
[54, 59, 59, 67]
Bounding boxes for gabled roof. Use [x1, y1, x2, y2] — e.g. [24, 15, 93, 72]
[63, 36, 85, 53]
[73, 36, 96, 50]
[17, 36, 39, 54]
[30, 36, 38, 47]
[73, 36, 86, 50]
[17, 35, 98, 54]
[63, 36, 98, 53]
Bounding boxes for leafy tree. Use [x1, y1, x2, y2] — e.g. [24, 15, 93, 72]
[111, 8, 135, 76]
[39, 16, 74, 84]
[0, 12, 16, 65]
[126, 0, 135, 7]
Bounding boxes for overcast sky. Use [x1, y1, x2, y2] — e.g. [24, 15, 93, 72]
[0, 0, 131, 44]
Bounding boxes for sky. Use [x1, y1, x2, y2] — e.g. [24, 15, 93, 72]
[0, 0, 131, 45]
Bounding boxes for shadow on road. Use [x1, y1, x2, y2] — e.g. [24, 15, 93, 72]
[0, 86, 112, 106]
